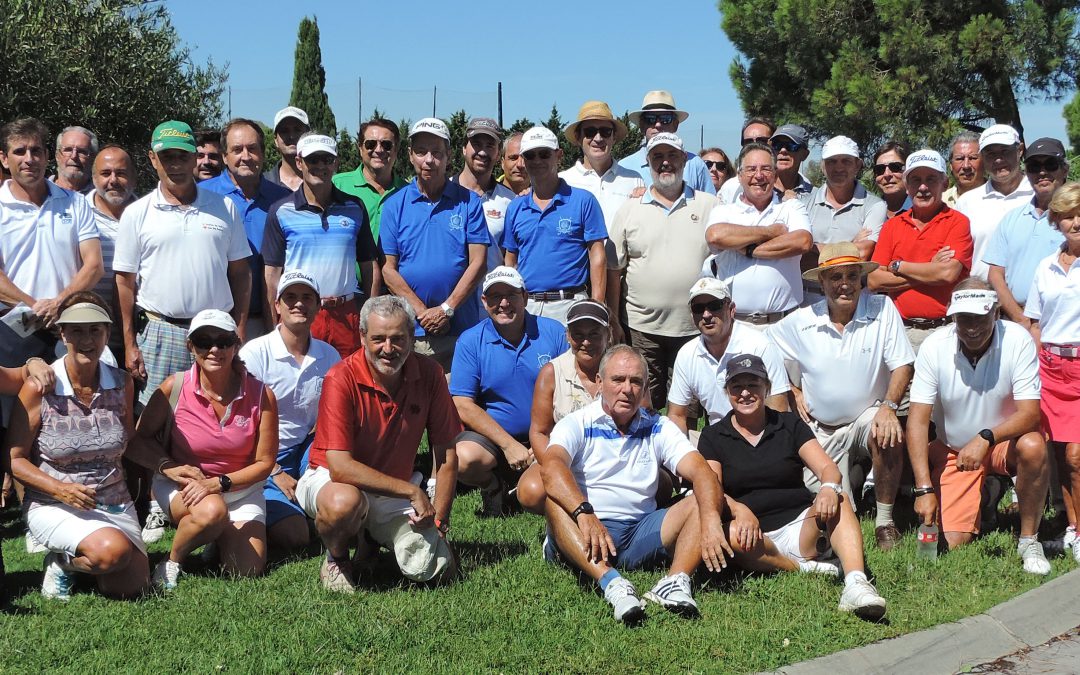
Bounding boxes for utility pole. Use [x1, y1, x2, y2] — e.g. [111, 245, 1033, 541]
[432, 85, 437, 118]
[497, 82, 503, 128]
[358, 77, 362, 128]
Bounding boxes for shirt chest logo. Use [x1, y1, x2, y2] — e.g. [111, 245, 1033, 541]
[537, 353, 552, 367]
[59, 211, 73, 225]
[333, 216, 355, 229]
[449, 213, 464, 231]
[201, 222, 227, 233]
[557, 218, 573, 235]
[486, 208, 503, 220]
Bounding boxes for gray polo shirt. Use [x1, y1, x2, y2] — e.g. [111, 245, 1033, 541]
[804, 182, 887, 244]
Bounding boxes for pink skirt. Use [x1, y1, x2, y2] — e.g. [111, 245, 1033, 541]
[1039, 347, 1080, 443]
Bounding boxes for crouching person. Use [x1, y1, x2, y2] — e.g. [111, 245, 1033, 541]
[538, 345, 731, 625]
[295, 296, 461, 592]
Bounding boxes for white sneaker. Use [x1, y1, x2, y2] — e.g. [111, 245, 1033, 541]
[644, 572, 699, 618]
[41, 552, 73, 601]
[799, 560, 841, 578]
[839, 577, 887, 621]
[1063, 526, 1076, 549]
[142, 506, 169, 544]
[1071, 537, 1080, 565]
[603, 576, 646, 625]
[152, 559, 182, 591]
[1018, 539, 1051, 575]
[26, 531, 47, 553]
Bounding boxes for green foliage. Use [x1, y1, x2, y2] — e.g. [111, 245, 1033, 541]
[543, 104, 579, 171]
[719, 0, 1080, 149]
[446, 109, 469, 177]
[1066, 91, 1080, 155]
[613, 112, 646, 162]
[336, 128, 360, 173]
[289, 17, 337, 136]
[0, 0, 226, 191]
[261, 122, 282, 176]
[508, 117, 535, 134]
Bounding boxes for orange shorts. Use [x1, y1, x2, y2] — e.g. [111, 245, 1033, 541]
[311, 302, 361, 359]
[930, 439, 1014, 534]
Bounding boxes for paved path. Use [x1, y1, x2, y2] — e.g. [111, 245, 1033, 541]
[967, 628, 1080, 674]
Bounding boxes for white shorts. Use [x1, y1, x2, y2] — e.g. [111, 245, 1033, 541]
[764, 506, 817, 563]
[152, 474, 266, 525]
[525, 291, 587, 327]
[804, 406, 877, 497]
[25, 501, 146, 558]
[295, 466, 451, 582]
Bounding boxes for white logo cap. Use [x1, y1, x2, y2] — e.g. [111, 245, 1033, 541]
[946, 289, 999, 317]
[821, 135, 860, 160]
[903, 149, 947, 179]
[187, 309, 237, 337]
[274, 106, 309, 130]
[519, 126, 559, 154]
[482, 266, 526, 294]
[277, 269, 320, 299]
[646, 132, 684, 153]
[688, 277, 732, 303]
[979, 124, 1020, 151]
[297, 134, 337, 158]
[409, 117, 451, 142]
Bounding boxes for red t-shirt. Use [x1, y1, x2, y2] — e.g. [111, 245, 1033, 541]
[309, 351, 463, 481]
[871, 206, 973, 320]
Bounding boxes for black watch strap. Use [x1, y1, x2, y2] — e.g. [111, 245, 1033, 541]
[570, 501, 594, 522]
[913, 486, 935, 497]
[978, 428, 996, 446]
[219, 474, 232, 493]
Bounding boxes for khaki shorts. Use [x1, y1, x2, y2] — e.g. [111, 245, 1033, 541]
[804, 406, 877, 498]
[295, 466, 451, 582]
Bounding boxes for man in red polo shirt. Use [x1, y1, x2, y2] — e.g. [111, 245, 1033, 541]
[295, 295, 462, 592]
[869, 149, 973, 353]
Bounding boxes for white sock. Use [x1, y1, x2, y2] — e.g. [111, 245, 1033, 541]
[844, 570, 867, 586]
[875, 502, 894, 528]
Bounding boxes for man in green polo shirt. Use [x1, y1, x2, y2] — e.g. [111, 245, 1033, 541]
[332, 117, 406, 242]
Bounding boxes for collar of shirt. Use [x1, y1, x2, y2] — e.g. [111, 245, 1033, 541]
[292, 185, 356, 213]
[0, 178, 67, 208]
[268, 325, 316, 369]
[814, 182, 868, 208]
[405, 177, 465, 206]
[449, 172, 500, 200]
[520, 179, 572, 213]
[480, 313, 538, 351]
[736, 190, 782, 214]
[641, 184, 695, 212]
[809, 291, 878, 333]
[51, 357, 119, 396]
[714, 407, 784, 441]
[583, 398, 658, 437]
[84, 189, 131, 222]
[568, 161, 622, 182]
[982, 176, 1034, 200]
[896, 203, 954, 230]
[150, 184, 203, 212]
[350, 349, 420, 398]
[189, 363, 247, 406]
[340, 167, 406, 192]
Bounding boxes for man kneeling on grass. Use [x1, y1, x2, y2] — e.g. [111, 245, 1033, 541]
[295, 296, 462, 592]
[538, 345, 732, 624]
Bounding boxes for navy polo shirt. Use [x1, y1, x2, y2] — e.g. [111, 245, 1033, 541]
[379, 179, 488, 336]
[501, 179, 607, 293]
[448, 313, 569, 438]
[200, 172, 291, 317]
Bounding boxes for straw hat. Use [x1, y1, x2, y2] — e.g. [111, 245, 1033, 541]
[563, 101, 629, 145]
[627, 90, 690, 125]
[801, 242, 879, 281]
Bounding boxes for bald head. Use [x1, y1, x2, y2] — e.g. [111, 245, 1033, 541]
[92, 146, 135, 208]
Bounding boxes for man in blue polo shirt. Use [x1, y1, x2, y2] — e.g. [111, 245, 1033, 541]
[262, 133, 380, 358]
[380, 117, 489, 373]
[449, 266, 569, 515]
[200, 118, 291, 339]
[502, 126, 608, 326]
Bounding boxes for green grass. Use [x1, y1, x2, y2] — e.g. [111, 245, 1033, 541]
[0, 494, 1070, 674]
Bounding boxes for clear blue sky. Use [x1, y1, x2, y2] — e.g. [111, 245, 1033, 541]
[166, 0, 1070, 154]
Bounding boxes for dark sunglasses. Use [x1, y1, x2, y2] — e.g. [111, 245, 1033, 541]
[741, 136, 771, 147]
[1025, 158, 1061, 173]
[770, 139, 805, 153]
[690, 299, 728, 315]
[363, 139, 393, 151]
[581, 126, 614, 139]
[190, 333, 239, 350]
[302, 154, 335, 166]
[522, 149, 553, 161]
[873, 161, 905, 176]
[704, 160, 729, 172]
[641, 113, 676, 126]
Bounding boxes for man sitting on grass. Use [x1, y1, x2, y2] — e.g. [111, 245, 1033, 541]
[537, 344, 732, 624]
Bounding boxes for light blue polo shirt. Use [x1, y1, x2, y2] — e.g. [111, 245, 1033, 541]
[449, 313, 569, 438]
[200, 172, 291, 317]
[501, 180, 607, 293]
[618, 146, 716, 195]
[379, 179, 488, 336]
[982, 198, 1065, 305]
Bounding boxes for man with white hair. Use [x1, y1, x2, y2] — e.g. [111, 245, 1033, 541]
[51, 125, 97, 194]
[955, 124, 1033, 280]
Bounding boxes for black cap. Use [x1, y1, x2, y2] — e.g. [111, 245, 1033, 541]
[1025, 137, 1066, 161]
[725, 353, 769, 383]
[566, 300, 609, 327]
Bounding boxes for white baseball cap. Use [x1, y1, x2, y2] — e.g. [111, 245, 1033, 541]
[481, 266, 526, 294]
[903, 149, 947, 178]
[979, 124, 1020, 151]
[297, 134, 337, 158]
[273, 106, 309, 131]
[519, 126, 559, 153]
[688, 277, 732, 303]
[277, 269, 320, 299]
[409, 117, 451, 142]
[646, 132, 684, 153]
[946, 289, 999, 316]
[821, 135, 860, 160]
[187, 309, 237, 337]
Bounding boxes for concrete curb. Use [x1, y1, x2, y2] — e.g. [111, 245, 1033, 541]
[764, 568, 1080, 675]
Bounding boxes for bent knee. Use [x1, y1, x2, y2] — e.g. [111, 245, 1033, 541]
[1016, 433, 1048, 462]
[188, 496, 230, 528]
[516, 472, 547, 512]
[319, 484, 367, 523]
[81, 531, 135, 572]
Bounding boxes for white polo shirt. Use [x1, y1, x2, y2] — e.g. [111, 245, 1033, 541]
[1024, 251, 1080, 345]
[767, 293, 915, 426]
[112, 185, 251, 319]
[668, 323, 791, 424]
[0, 180, 98, 308]
[239, 326, 340, 451]
[910, 321, 1040, 448]
[84, 190, 126, 306]
[955, 177, 1033, 280]
[560, 161, 644, 227]
[548, 400, 696, 521]
[702, 195, 812, 313]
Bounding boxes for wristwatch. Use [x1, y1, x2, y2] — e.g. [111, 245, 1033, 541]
[889, 259, 902, 274]
[218, 474, 233, 493]
[571, 501, 594, 522]
[876, 399, 900, 411]
[745, 243, 758, 259]
[820, 482, 843, 494]
[435, 518, 450, 535]
[440, 302, 455, 318]
[913, 485, 935, 497]
[978, 428, 996, 446]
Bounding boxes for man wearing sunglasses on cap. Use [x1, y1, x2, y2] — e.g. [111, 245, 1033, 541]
[617, 91, 715, 195]
[955, 124, 1034, 281]
[332, 118, 406, 243]
[983, 137, 1069, 327]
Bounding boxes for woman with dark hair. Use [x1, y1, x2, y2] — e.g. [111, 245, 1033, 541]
[872, 140, 912, 218]
[700, 147, 734, 193]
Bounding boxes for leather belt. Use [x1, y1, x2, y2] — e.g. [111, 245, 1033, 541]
[321, 293, 356, 308]
[734, 308, 794, 325]
[528, 285, 586, 302]
[903, 317, 951, 329]
[143, 310, 191, 328]
[1045, 343, 1080, 358]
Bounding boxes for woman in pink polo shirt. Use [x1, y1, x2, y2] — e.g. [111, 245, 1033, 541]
[132, 310, 277, 590]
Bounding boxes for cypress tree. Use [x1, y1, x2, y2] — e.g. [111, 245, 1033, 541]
[289, 17, 337, 136]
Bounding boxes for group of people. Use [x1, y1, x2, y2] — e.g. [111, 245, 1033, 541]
[1, 89, 1077, 627]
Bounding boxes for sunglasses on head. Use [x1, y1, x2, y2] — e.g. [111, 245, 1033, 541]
[690, 299, 728, 315]
[770, 139, 805, 153]
[1025, 158, 1061, 173]
[873, 161, 905, 176]
[704, 160, 729, 172]
[741, 136, 771, 147]
[363, 139, 393, 151]
[522, 149, 553, 161]
[641, 113, 676, 126]
[190, 333, 239, 350]
[581, 126, 614, 139]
